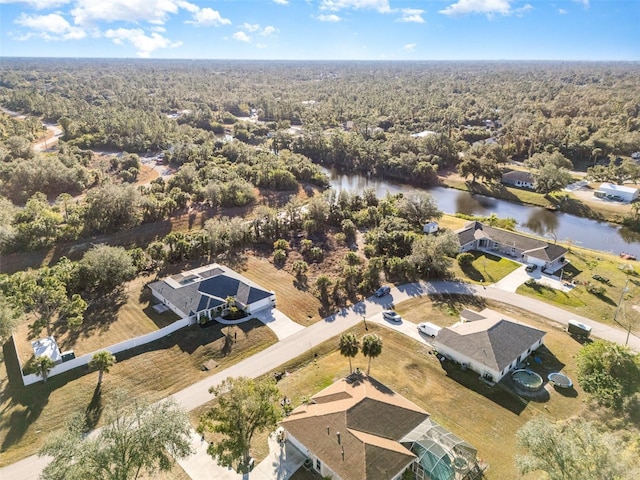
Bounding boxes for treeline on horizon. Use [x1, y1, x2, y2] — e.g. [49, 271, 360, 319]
[1, 58, 639, 253]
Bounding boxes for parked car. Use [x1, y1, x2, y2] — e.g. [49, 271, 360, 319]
[417, 322, 441, 337]
[525, 264, 537, 272]
[374, 286, 391, 297]
[382, 310, 402, 322]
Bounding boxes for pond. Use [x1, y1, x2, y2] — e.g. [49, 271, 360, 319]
[320, 166, 640, 258]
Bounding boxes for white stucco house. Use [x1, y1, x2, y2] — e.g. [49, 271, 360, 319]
[148, 264, 275, 322]
[456, 221, 568, 273]
[433, 309, 546, 383]
[501, 170, 535, 189]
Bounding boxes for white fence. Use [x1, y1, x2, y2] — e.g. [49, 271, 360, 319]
[19, 317, 194, 386]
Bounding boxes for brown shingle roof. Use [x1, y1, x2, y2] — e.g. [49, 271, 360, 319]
[281, 376, 427, 480]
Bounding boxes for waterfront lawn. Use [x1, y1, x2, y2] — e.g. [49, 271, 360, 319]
[517, 246, 640, 329]
[450, 251, 521, 284]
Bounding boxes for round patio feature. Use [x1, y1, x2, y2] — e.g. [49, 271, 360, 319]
[548, 372, 573, 388]
[511, 369, 543, 391]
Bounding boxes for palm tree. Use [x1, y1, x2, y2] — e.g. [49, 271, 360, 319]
[35, 355, 54, 383]
[89, 351, 116, 388]
[362, 334, 382, 375]
[339, 332, 359, 374]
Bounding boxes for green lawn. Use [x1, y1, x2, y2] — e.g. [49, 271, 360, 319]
[517, 246, 640, 330]
[450, 251, 521, 284]
[267, 296, 586, 480]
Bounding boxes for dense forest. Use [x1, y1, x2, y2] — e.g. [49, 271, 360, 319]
[1, 59, 639, 255]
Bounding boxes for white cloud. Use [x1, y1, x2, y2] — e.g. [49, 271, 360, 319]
[256, 43, 267, 48]
[273, 0, 288, 4]
[320, 0, 391, 13]
[403, 43, 416, 52]
[260, 25, 278, 36]
[0, 0, 70, 8]
[439, 0, 513, 17]
[574, 0, 589, 7]
[558, 8, 567, 14]
[14, 12, 86, 40]
[232, 31, 251, 42]
[186, 7, 231, 26]
[71, 0, 181, 25]
[398, 8, 425, 23]
[513, 4, 532, 16]
[240, 22, 260, 32]
[316, 14, 342, 22]
[104, 27, 181, 57]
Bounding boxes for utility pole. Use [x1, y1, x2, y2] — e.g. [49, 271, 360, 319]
[614, 279, 630, 326]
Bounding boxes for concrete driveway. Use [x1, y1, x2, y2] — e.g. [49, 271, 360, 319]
[178, 429, 306, 480]
[491, 265, 571, 293]
[254, 309, 305, 340]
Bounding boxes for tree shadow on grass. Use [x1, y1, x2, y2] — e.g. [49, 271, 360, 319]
[0, 338, 83, 453]
[85, 384, 103, 430]
[460, 264, 485, 282]
[57, 288, 129, 350]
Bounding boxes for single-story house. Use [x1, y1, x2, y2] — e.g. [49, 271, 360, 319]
[501, 170, 535, 189]
[32, 336, 62, 364]
[281, 375, 481, 480]
[423, 222, 439, 234]
[595, 183, 639, 203]
[433, 309, 546, 383]
[148, 264, 275, 322]
[456, 221, 568, 272]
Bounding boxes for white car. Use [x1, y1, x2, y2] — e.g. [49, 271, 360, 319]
[382, 310, 402, 322]
[417, 322, 441, 337]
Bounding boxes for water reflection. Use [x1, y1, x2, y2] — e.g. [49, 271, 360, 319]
[523, 210, 559, 238]
[320, 166, 640, 257]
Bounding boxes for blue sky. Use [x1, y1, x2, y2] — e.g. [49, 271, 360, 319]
[0, 0, 638, 60]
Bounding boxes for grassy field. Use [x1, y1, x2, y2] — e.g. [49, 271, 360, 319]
[449, 251, 521, 284]
[0, 312, 278, 466]
[239, 255, 323, 326]
[264, 297, 585, 479]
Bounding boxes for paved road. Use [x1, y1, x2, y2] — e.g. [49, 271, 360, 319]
[2, 280, 637, 479]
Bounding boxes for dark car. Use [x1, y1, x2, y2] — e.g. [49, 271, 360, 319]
[525, 264, 537, 272]
[374, 286, 391, 297]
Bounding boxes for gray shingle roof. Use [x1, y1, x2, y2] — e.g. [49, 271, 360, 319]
[456, 222, 567, 263]
[436, 318, 546, 372]
[148, 265, 272, 317]
[501, 170, 534, 184]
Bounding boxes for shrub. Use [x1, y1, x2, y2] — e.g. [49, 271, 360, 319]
[273, 249, 287, 264]
[273, 238, 289, 251]
[456, 252, 475, 266]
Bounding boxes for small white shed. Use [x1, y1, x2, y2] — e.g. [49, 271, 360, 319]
[32, 336, 62, 364]
[598, 183, 639, 203]
[423, 222, 439, 234]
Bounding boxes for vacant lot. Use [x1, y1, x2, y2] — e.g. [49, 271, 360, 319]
[240, 255, 322, 326]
